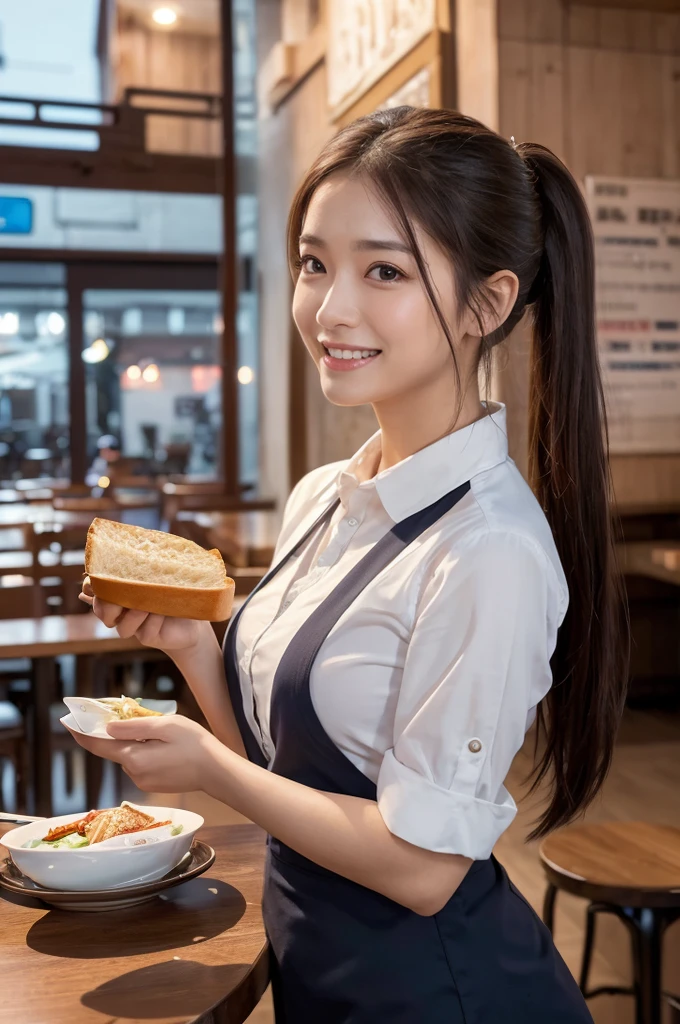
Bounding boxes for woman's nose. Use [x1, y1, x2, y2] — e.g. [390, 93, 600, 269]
[316, 280, 360, 331]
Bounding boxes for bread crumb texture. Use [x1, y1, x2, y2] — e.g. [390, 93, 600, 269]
[86, 518, 227, 589]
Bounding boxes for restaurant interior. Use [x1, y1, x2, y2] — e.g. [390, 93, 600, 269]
[0, 0, 679, 1022]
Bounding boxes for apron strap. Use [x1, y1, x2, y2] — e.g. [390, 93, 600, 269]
[224, 496, 341, 765]
[270, 480, 472, 748]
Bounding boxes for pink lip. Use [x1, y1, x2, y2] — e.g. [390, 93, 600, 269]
[321, 351, 381, 372]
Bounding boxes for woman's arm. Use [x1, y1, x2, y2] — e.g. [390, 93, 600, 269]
[167, 622, 247, 758]
[91, 715, 472, 916]
[202, 738, 473, 916]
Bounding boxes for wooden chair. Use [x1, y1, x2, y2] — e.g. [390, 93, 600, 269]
[0, 700, 28, 812]
[540, 822, 680, 1024]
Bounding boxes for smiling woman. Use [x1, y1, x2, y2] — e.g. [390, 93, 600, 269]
[77, 105, 627, 1024]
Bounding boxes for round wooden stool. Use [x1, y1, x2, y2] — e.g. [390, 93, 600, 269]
[540, 822, 680, 1024]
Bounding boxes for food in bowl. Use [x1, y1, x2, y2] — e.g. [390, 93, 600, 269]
[62, 694, 177, 738]
[3, 803, 204, 891]
[96, 695, 165, 720]
[23, 803, 183, 850]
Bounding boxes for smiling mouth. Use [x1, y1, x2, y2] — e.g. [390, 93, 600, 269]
[322, 345, 382, 360]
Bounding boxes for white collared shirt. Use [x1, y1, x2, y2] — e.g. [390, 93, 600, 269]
[233, 404, 568, 860]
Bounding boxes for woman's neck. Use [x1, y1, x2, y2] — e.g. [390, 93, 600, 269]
[372, 386, 486, 476]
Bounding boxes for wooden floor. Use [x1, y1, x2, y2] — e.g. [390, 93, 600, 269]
[139, 707, 680, 1024]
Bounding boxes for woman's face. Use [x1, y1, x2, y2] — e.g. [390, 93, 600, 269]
[292, 173, 466, 411]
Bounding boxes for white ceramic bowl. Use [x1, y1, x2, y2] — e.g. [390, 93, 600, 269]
[3, 804, 203, 891]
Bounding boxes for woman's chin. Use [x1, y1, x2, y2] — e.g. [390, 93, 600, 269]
[320, 381, 378, 407]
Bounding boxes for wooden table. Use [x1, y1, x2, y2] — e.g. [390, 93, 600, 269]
[0, 822, 269, 1024]
[619, 542, 680, 587]
[176, 511, 280, 568]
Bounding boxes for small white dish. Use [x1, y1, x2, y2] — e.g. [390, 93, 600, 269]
[61, 711, 114, 740]
[62, 696, 177, 738]
[2, 803, 204, 891]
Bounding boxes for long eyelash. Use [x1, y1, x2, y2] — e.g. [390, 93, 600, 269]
[292, 256, 304, 270]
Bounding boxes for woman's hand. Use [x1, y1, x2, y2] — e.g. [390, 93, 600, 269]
[79, 579, 208, 653]
[66, 715, 220, 793]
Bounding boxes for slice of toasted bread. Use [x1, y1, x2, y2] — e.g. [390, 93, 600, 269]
[85, 518, 235, 620]
[85, 804, 155, 845]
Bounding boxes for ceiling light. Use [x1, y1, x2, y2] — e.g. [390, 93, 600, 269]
[142, 363, 160, 383]
[237, 365, 254, 385]
[152, 7, 178, 26]
[125, 364, 142, 380]
[82, 338, 110, 364]
[0, 312, 19, 335]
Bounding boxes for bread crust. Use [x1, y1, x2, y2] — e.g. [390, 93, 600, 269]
[87, 574, 235, 621]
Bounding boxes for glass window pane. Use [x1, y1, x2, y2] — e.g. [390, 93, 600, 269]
[82, 289, 221, 481]
[0, 267, 70, 482]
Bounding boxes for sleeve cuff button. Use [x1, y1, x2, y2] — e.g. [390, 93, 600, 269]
[468, 739, 482, 753]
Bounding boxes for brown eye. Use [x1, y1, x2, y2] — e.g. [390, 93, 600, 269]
[367, 264, 402, 282]
[301, 256, 325, 274]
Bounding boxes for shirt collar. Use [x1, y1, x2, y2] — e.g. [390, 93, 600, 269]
[334, 402, 509, 523]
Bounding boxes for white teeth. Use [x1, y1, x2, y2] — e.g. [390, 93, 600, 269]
[326, 346, 380, 360]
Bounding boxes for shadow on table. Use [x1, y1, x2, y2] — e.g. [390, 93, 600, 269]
[80, 958, 253, 1020]
[24, 877, 246, 958]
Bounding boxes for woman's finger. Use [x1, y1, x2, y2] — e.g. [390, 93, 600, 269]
[78, 592, 94, 606]
[92, 597, 127, 628]
[135, 613, 166, 645]
[114, 608, 151, 639]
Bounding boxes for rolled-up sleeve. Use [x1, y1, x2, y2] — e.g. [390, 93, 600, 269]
[376, 530, 566, 860]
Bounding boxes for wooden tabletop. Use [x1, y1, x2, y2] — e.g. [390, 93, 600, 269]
[0, 505, 95, 530]
[619, 541, 680, 587]
[0, 614, 145, 659]
[0, 823, 269, 1024]
[177, 511, 280, 568]
[0, 600, 245, 659]
[540, 822, 680, 908]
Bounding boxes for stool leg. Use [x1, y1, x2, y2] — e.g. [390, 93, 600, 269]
[631, 908, 663, 1024]
[543, 883, 557, 933]
[579, 903, 597, 995]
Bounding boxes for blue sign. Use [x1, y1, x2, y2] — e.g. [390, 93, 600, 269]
[0, 197, 33, 235]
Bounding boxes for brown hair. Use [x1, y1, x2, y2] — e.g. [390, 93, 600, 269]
[287, 106, 628, 839]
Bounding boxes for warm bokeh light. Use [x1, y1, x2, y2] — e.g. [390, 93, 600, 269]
[237, 365, 255, 385]
[97, 476, 110, 489]
[142, 363, 161, 383]
[82, 338, 110, 364]
[125, 364, 142, 380]
[152, 7, 177, 26]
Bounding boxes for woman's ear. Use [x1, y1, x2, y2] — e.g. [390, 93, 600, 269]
[461, 270, 519, 339]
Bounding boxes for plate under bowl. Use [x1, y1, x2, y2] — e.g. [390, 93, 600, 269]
[0, 840, 215, 911]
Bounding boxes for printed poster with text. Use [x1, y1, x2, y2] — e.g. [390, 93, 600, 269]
[584, 176, 680, 453]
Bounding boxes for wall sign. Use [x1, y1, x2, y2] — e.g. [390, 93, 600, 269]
[584, 176, 680, 454]
[327, 0, 436, 115]
[0, 197, 33, 235]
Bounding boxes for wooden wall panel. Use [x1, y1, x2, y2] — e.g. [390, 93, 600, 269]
[115, 15, 221, 156]
[498, 0, 680, 508]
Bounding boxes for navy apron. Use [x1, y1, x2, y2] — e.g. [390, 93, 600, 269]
[224, 483, 593, 1023]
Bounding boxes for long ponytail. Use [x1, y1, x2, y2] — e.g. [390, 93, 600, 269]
[517, 143, 629, 838]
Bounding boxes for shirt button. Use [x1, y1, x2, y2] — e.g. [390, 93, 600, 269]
[468, 739, 482, 754]
[347, 517, 358, 527]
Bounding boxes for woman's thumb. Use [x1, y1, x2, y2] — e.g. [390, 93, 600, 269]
[106, 717, 163, 741]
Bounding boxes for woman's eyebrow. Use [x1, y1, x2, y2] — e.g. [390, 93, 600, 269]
[299, 233, 411, 255]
